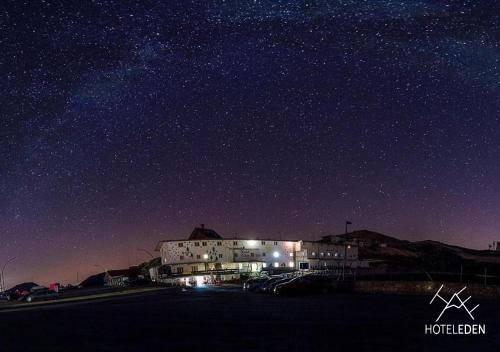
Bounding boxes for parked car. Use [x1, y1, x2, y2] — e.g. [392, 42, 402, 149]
[259, 276, 292, 293]
[243, 277, 268, 291]
[273, 275, 334, 295]
[256, 276, 284, 293]
[25, 289, 58, 303]
[0, 292, 10, 301]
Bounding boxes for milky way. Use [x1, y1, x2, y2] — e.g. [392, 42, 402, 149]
[1, 1, 500, 284]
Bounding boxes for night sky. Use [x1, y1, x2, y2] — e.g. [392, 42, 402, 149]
[2, 1, 500, 285]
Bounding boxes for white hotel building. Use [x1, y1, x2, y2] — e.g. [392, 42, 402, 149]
[155, 225, 361, 282]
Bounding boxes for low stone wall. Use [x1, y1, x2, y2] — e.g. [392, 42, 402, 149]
[353, 281, 500, 299]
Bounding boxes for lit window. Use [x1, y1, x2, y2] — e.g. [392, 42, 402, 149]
[273, 251, 280, 258]
[288, 261, 294, 268]
[263, 263, 267, 268]
[327, 252, 331, 256]
[273, 262, 279, 268]
[320, 252, 324, 256]
[203, 254, 209, 259]
[334, 253, 338, 257]
[312, 252, 316, 256]
[247, 240, 257, 246]
[289, 252, 293, 257]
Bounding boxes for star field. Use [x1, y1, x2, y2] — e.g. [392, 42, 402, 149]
[1, 0, 500, 285]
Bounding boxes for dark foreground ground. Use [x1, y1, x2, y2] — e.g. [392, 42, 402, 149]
[0, 286, 498, 352]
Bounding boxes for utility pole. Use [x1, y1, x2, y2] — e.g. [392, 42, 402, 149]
[342, 221, 352, 281]
[342, 244, 350, 281]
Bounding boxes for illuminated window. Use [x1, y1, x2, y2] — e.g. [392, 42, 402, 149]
[320, 252, 324, 257]
[203, 254, 209, 259]
[327, 252, 331, 256]
[289, 252, 293, 257]
[273, 262, 279, 268]
[312, 252, 316, 256]
[273, 251, 280, 258]
[288, 261, 294, 268]
[263, 263, 267, 268]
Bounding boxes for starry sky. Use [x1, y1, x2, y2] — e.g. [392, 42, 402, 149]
[1, 0, 500, 285]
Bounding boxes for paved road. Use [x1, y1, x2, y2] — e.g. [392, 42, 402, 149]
[0, 286, 498, 352]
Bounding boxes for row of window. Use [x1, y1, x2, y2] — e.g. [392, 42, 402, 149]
[177, 240, 281, 248]
[179, 253, 223, 260]
[311, 252, 339, 257]
[175, 261, 295, 274]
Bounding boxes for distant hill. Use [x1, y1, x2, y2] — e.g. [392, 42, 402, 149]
[344, 230, 500, 273]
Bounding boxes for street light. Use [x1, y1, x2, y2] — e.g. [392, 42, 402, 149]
[137, 248, 158, 283]
[94, 264, 108, 274]
[1, 257, 16, 292]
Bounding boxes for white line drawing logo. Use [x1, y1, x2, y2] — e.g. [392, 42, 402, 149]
[429, 285, 479, 322]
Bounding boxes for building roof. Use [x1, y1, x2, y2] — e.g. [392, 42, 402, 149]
[154, 225, 300, 250]
[188, 224, 222, 240]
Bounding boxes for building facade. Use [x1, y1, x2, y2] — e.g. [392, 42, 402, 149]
[155, 225, 364, 283]
[295, 240, 359, 270]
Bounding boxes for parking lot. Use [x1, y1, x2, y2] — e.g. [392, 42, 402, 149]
[0, 286, 498, 351]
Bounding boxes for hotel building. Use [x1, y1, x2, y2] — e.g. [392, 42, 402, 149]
[155, 225, 362, 283]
